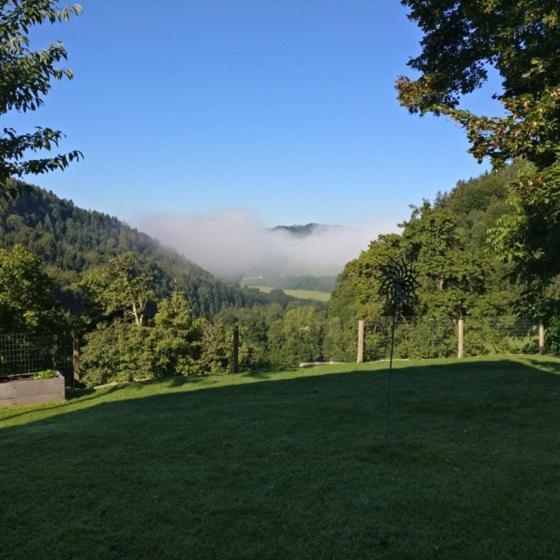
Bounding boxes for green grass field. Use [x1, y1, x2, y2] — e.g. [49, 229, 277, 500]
[251, 284, 331, 301]
[2, 357, 560, 559]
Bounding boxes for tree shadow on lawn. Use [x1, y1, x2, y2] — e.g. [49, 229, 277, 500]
[2, 358, 560, 559]
[0, 382, 130, 424]
[0, 375, 215, 424]
[2, 358, 559, 458]
[1, 356, 558, 425]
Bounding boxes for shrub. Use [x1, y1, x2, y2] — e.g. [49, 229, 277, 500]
[80, 290, 208, 387]
[80, 321, 156, 386]
[267, 306, 324, 367]
[322, 317, 356, 362]
[33, 369, 58, 379]
[199, 321, 231, 374]
[396, 317, 456, 359]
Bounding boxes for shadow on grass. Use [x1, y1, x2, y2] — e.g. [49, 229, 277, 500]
[2, 357, 559, 427]
[2, 358, 560, 559]
[0, 374, 220, 423]
[2, 357, 559, 425]
[0, 382, 129, 423]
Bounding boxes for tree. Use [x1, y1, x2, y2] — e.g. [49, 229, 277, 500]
[0, 183, 273, 319]
[326, 166, 525, 359]
[1, 1, 82, 197]
[0, 243, 59, 332]
[152, 286, 205, 375]
[200, 319, 231, 374]
[268, 305, 324, 366]
[80, 252, 156, 326]
[402, 203, 487, 319]
[80, 320, 156, 386]
[397, 0, 560, 294]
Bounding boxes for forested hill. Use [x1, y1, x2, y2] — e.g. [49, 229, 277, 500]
[0, 182, 271, 317]
[325, 165, 527, 360]
[271, 223, 346, 237]
[271, 223, 322, 236]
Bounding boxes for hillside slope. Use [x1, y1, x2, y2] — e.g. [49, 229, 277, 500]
[271, 223, 347, 237]
[0, 182, 271, 317]
[325, 165, 522, 360]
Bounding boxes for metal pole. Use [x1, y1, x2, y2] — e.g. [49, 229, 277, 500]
[385, 311, 397, 443]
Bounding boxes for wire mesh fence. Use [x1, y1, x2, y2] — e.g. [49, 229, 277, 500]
[361, 316, 541, 360]
[363, 316, 455, 360]
[0, 317, 546, 388]
[463, 316, 539, 355]
[0, 333, 73, 381]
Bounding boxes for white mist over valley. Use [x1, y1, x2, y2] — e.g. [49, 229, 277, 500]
[138, 208, 396, 281]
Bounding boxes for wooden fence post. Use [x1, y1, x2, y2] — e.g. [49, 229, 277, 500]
[357, 320, 365, 363]
[72, 335, 80, 381]
[538, 322, 545, 354]
[457, 317, 464, 359]
[231, 325, 239, 373]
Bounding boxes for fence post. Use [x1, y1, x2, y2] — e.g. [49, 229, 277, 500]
[457, 317, 464, 359]
[357, 320, 364, 363]
[72, 335, 80, 381]
[538, 322, 545, 354]
[231, 325, 239, 373]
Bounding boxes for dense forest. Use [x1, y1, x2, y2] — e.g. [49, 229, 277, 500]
[0, 0, 556, 388]
[0, 180, 282, 318]
[0, 180, 308, 383]
[191, 164, 560, 370]
[1, 165, 558, 386]
[270, 223, 344, 237]
[325, 163, 560, 360]
[329, 165, 518, 325]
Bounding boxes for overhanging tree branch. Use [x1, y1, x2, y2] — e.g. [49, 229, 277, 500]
[0, 1, 82, 196]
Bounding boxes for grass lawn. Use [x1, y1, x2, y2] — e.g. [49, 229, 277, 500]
[250, 285, 331, 301]
[2, 356, 560, 559]
[283, 288, 331, 302]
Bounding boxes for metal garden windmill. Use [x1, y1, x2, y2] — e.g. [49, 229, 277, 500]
[378, 255, 418, 441]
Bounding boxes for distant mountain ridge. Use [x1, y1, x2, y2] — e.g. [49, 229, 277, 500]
[271, 223, 347, 237]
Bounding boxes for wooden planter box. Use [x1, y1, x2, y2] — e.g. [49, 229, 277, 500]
[0, 371, 65, 408]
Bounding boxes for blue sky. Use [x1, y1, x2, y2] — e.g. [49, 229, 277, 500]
[11, 0, 501, 227]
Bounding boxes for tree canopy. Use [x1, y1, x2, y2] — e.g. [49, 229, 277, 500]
[325, 166, 534, 361]
[0, 182, 276, 318]
[0, 243, 59, 333]
[0, 1, 82, 195]
[397, 0, 560, 291]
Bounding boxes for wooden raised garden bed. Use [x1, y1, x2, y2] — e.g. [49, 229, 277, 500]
[0, 371, 65, 408]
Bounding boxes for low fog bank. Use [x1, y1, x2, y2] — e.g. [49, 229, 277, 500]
[138, 208, 396, 279]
